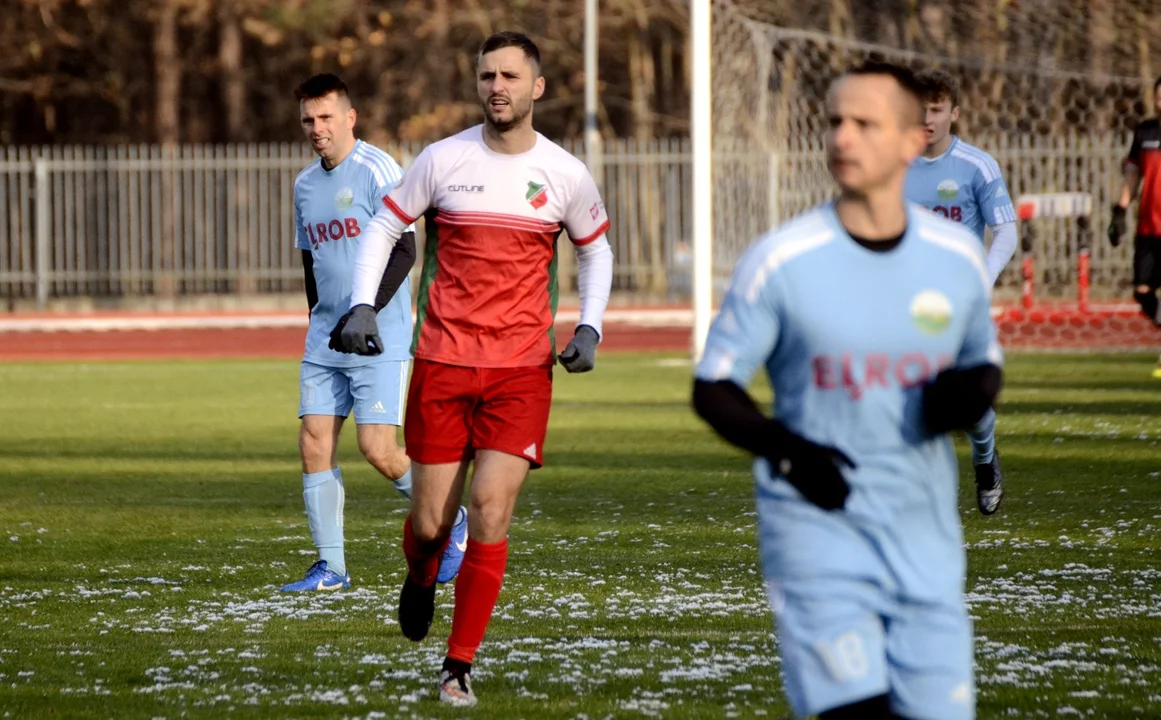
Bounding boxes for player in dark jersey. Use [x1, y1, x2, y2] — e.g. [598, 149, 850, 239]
[1109, 75, 1161, 378]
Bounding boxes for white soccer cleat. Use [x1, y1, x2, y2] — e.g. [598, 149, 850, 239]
[438, 663, 478, 707]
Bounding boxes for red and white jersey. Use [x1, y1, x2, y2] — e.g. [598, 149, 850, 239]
[382, 125, 610, 368]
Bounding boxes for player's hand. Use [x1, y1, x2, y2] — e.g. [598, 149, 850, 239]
[333, 304, 383, 356]
[558, 324, 599, 373]
[768, 428, 854, 511]
[327, 316, 346, 351]
[1108, 204, 1127, 248]
[327, 313, 349, 352]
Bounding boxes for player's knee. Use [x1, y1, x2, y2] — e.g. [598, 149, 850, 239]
[409, 507, 453, 544]
[357, 436, 408, 477]
[467, 493, 515, 541]
[356, 436, 379, 463]
[298, 426, 332, 467]
[1134, 288, 1159, 319]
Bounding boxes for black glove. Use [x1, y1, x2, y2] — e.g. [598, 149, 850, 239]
[766, 424, 855, 511]
[691, 378, 854, 511]
[558, 325, 599, 373]
[330, 304, 382, 356]
[1108, 204, 1127, 248]
[327, 313, 348, 351]
[922, 365, 1002, 434]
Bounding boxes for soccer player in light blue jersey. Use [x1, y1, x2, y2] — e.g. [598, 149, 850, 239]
[694, 62, 1003, 720]
[282, 74, 466, 592]
[904, 69, 1015, 515]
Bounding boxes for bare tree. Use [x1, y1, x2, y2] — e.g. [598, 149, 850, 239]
[219, 0, 248, 141]
[152, 0, 182, 145]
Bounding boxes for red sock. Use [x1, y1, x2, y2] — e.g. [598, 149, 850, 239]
[446, 537, 509, 663]
[402, 515, 449, 587]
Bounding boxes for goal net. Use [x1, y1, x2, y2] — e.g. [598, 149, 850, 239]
[705, 0, 1161, 350]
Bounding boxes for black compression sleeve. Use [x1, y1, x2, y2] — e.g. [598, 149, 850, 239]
[922, 364, 1003, 433]
[692, 378, 785, 458]
[374, 231, 417, 312]
[302, 250, 318, 313]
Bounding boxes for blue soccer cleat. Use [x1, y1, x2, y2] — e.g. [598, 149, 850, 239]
[437, 507, 468, 584]
[280, 560, 350, 592]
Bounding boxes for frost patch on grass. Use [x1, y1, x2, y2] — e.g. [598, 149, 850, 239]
[966, 563, 1161, 621]
[976, 635, 1161, 707]
[618, 693, 670, 717]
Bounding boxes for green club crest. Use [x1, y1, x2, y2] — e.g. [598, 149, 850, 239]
[910, 290, 953, 335]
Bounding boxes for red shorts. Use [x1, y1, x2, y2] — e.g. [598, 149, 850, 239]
[404, 359, 553, 468]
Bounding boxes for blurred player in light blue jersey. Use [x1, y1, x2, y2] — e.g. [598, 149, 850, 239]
[904, 69, 1016, 516]
[694, 62, 1003, 720]
[282, 74, 466, 592]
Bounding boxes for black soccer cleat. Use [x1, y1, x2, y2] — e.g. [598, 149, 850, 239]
[973, 449, 1005, 516]
[398, 575, 437, 642]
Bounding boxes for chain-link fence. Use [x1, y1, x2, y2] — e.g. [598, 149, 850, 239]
[711, 0, 1161, 299]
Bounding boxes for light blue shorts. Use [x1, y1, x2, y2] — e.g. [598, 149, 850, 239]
[757, 482, 975, 719]
[766, 575, 974, 720]
[298, 360, 408, 425]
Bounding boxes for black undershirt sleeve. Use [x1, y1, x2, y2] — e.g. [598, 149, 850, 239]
[374, 231, 416, 312]
[691, 378, 780, 458]
[922, 364, 1003, 433]
[301, 250, 318, 315]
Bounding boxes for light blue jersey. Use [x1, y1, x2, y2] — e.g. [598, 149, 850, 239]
[905, 137, 1016, 241]
[294, 140, 412, 367]
[696, 203, 1001, 719]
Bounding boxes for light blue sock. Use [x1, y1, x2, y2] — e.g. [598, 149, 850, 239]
[393, 467, 413, 499]
[303, 468, 345, 577]
[967, 408, 997, 466]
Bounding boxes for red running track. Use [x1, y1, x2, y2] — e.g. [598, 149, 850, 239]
[0, 322, 693, 362]
[0, 307, 1156, 362]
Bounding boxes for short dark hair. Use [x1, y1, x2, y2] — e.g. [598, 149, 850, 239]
[478, 31, 541, 74]
[295, 73, 350, 103]
[844, 61, 925, 125]
[916, 68, 960, 107]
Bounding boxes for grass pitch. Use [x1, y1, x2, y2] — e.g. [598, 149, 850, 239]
[1, 353, 1159, 718]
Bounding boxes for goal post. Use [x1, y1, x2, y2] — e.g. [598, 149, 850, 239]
[691, 0, 713, 362]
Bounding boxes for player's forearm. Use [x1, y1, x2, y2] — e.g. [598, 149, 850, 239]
[374, 231, 416, 312]
[985, 222, 1017, 286]
[1118, 169, 1140, 208]
[692, 378, 782, 457]
[302, 250, 318, 314]
[574, 236, 613, 337]
[350, 207, 404, 308]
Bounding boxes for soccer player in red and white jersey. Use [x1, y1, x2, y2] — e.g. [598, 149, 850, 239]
[332, 31, 614, 706]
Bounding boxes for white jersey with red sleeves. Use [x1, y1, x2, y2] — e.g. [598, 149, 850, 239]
[383, 125, 610, 368]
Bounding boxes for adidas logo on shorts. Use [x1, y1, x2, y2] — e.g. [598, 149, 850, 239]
[371, 401, 386, 413]
[523, 443, 537, 459]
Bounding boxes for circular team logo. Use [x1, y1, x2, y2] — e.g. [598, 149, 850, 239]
[334, 187, 354, 211]
[936, 179, 959, 201]
[910, 290, 953, 335]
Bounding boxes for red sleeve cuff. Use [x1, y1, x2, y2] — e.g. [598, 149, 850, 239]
[571, 219, 610, 247]
[383, 195, 417, 224]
